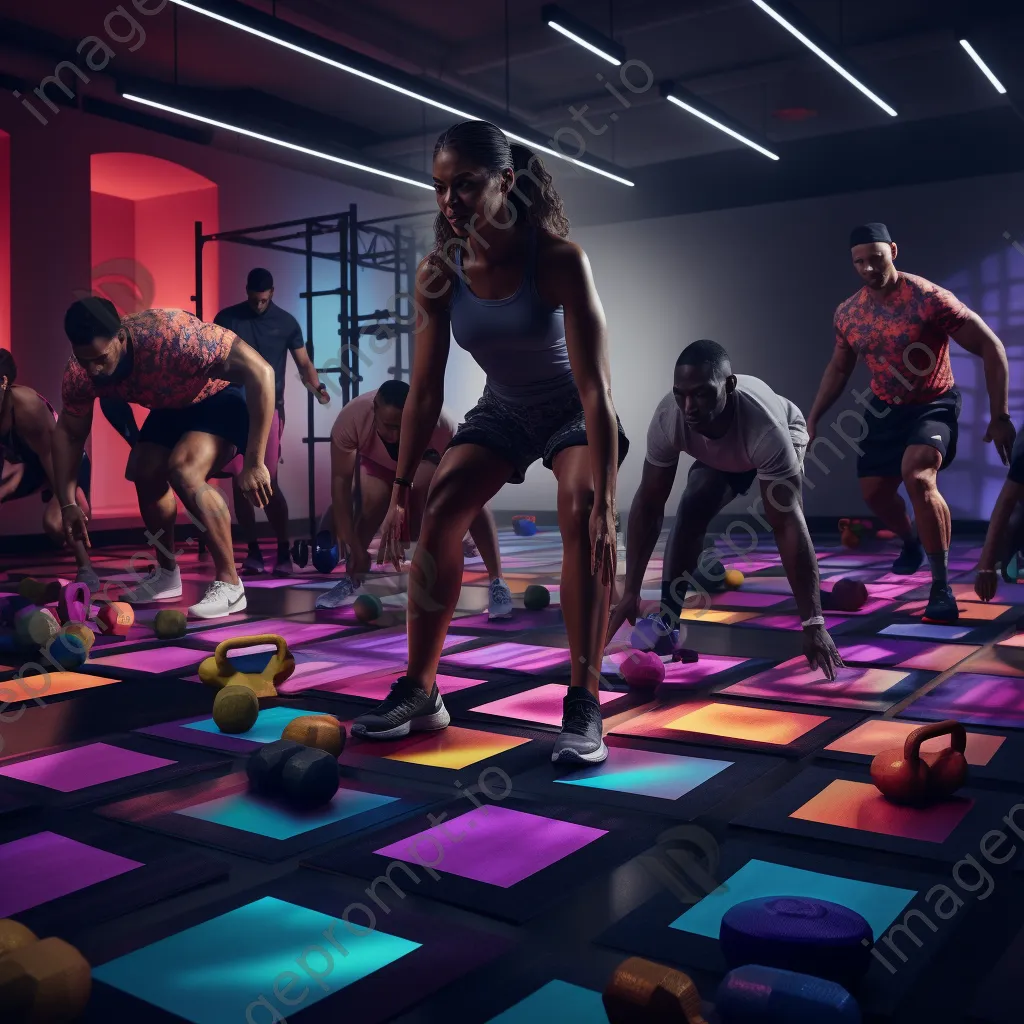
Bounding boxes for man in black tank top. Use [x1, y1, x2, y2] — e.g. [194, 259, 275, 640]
[0, 351, 98, 587]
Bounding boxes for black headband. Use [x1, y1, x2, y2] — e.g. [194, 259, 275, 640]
[849, 223, 892, 247]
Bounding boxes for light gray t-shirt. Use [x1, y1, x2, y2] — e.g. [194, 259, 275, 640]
[645, 374, 808, 481]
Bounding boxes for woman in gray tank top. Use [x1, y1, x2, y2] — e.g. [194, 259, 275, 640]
[351, 120, 629, 767]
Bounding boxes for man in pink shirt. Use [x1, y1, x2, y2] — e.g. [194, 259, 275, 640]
[317, 380, 512, 616]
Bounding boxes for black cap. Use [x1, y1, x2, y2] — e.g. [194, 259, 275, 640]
[849, 223, 892, 248]
[246, 268, 274, 291]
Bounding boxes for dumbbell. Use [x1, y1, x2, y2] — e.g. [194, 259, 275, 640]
[311, 530, 339, 574]
[247, 739, 339, 809]
[0, 919, 92, 1023]
[603, 957, 709, 1023]
[870, 719, 968, 805]
[716, 965, 861, 1023]
[57, 583, 90, 626]
[291, 539, 309, 568]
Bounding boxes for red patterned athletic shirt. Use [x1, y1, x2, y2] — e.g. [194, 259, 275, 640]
[833, 272, 972, 405]
[62, 309, 236, 416]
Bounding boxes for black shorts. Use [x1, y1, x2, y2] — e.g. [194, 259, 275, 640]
[1, 452, 91, 504]
[448, 382, 630, 484]
[138, 386, 249, 456]
[688, 461, 757, 497]
[857, 388, 961, 479]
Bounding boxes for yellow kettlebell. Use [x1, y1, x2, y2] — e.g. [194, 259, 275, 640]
[198, 635, 295, 699]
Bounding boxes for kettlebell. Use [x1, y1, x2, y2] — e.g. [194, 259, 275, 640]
[312, 530, 339, 574]
[57, 582, 91, 625]
[198, 634, 296, 698]
[838, 518, 860, 549]
[291, 539, 309, 568]
[870, 720, 968, 805]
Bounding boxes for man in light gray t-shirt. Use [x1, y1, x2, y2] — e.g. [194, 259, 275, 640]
[609, 339, 841, 681]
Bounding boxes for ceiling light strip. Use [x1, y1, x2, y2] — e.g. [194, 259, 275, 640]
[749, 0, 897, 117]
[167, 0, 633, 186]
[122, 93, 435, 189]
[959, 40, 1007, 95]
[665, 94, 780, 160]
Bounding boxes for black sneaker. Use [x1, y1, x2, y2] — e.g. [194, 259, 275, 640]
[552, 688, 607, 765]
[892, 539, 924, 575]
[351, 677, 450, 740]
[922, 586, 960, 624]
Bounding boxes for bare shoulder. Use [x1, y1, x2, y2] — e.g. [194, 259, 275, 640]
[12, 386, 54, 432]
[416, 253, 458, 313]
[536, 231, 587, 271]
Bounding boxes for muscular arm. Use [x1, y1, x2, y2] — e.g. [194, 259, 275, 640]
[53, 408, 93, 508]
[759, 475, 822, 622]
[952, 312, 1010, 411]
[549, 241, 618, 508]
[623, 461, 678, 594]
[807, 342, 857, 435]
[290, 345, 327, 402]
[212, 338, 275, 467]
[393, 259, 453, 493]
[330, 442, 358, 553]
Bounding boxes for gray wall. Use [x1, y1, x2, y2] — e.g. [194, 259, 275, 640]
[485, 169, 1024, 519]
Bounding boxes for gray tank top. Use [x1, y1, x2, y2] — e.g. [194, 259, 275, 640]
[449, 230, 574, 403]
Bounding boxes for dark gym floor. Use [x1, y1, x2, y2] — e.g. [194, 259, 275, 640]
[1, 528, 1022, 1023]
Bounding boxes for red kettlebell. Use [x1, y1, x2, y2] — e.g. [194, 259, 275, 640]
[838, 518, 860, 549]
[57, 582, 91, 625]
[870, 720, 968, 805]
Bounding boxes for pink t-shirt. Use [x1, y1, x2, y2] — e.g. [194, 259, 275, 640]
[329, 390, 456, 468]
[62, 309, 235, 417]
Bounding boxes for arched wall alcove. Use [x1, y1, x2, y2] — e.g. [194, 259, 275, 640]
[89, 153, 218, 517]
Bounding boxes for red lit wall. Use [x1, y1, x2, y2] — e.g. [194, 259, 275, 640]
[0, 131, 9, 353]
[89, 154, 219, 518]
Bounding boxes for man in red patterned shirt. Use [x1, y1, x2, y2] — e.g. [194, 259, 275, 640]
[52, 298, 277, 619]
[808, 223, 1014, 624]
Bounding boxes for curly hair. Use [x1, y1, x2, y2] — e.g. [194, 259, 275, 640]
[430, 120, 569, 260]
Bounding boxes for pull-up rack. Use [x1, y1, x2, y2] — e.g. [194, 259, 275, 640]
[192, 206, 434, 539]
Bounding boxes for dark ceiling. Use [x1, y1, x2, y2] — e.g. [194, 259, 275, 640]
[2, 0, 1023, 220]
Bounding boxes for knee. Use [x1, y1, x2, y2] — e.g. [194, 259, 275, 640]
[420, 483, 470, 537]
[903, 461, 938, 497]
[558, 484, 595, 536]
[167, 452, 206, 497]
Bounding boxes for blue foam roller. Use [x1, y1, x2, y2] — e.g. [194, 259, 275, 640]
[720, 897, 871, 990]
[716, 965, 861, 1024]
[513, 518, 537, 536]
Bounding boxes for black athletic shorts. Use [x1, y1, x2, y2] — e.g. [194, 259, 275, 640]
[687, 460, 757, 497]
[138, 386, 249, 456]
[448, 381, 630, 484]
[1, 452, 92, 504]
[857, 388, 961, 479]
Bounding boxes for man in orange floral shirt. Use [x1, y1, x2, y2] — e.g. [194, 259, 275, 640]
[53, 298, 277, 619]
[808, 223, 1014, 624]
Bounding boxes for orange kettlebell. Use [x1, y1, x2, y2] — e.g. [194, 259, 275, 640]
[870, 720, 968, 805]
[838, 518, 860, 548]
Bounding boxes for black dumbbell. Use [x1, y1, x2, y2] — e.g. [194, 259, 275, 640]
[291, 539, 309, 568]
[246, 739, 339, 809]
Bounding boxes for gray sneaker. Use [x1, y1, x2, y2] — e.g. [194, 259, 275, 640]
[552, 688, 607, 765]
[351, 676, 450, 740]
[315, 577, 360, 609]
[488, 577, 513, 619]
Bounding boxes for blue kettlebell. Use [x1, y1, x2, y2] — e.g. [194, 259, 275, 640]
[312, 530, 339, 574]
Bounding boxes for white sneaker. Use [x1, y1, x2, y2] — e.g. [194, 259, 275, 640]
[315, 577, 360, 609]
[189, 580, 247, 619]
[76, 567, 102, 592]
[120, 566, 183, 603]
[488, 577, 513, 619]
